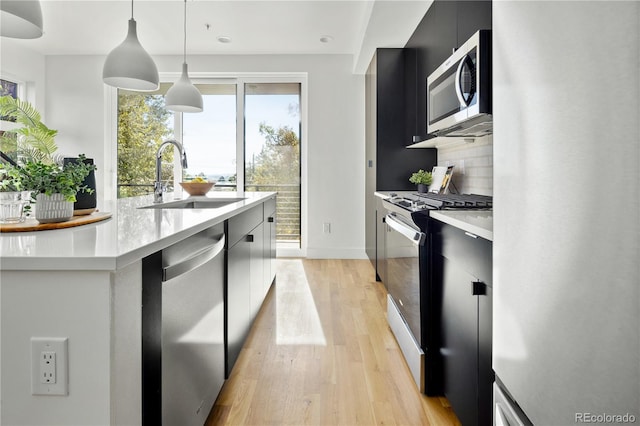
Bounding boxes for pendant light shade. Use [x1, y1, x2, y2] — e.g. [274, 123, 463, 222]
[103, 1, 159, 91]
[0, 0, 43, 39]
[165, 0, 203, 113]
[165, 63, 203, 112]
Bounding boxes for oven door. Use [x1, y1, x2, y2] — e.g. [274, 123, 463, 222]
[385, 212, 425, 345]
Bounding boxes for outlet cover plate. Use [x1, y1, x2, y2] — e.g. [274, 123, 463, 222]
[31, 337, 68, 395]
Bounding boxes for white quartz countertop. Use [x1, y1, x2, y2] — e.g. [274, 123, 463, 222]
[429, 210, 493, 241]
[0, 192, 275, 271]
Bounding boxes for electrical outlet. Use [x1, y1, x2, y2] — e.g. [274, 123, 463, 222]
[40, 351, 56, 384]
[323, 222, 331, 234]
[31, 337, 68, 396]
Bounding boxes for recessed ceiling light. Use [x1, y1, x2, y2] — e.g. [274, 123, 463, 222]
[217, 35, 232, 43]
[319, 35, 333, 43]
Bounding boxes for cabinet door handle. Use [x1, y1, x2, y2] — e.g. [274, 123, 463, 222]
[472, 281, 487, 296]
[465, 231, 478, 239]
[268, 217, 274, 223]
[246, 234, 254, 243]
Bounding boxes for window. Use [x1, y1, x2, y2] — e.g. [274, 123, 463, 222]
[182, 84, 237, 190]
[116, 84, 174, 198]
[115, 75, 304, 250]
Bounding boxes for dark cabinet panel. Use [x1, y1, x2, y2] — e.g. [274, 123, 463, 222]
[405, 0, 491, 136]
[478, 283, 493, 426]
[226, 234, 252, 377]
[440, 259, 479, 426]
[365, 49, 437, 279]
[457, 1, 492, 48]
[431, 220, 492, 426]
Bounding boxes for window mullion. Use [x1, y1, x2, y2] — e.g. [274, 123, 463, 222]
[236, 81, 245, 195]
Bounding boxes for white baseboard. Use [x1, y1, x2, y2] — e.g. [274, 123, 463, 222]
[303, 247, 368, 259]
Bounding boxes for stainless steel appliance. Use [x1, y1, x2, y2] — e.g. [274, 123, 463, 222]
[493, 2, 639, 425]
[384, 211, 427, 391]
[141, 224, 226, 426]
[427, 29, 492, 137]
[161, 224, 226, 426]
[382, 192, 492, 395]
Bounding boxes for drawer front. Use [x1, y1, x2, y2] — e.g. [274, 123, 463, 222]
[227, 204, 264, 248]
[431, 220, 492, 286]
[264, 197, 276, 217]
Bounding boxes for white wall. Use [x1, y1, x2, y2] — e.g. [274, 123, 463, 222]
[0, 39, 46, 116]
[42, 54, 365, 259]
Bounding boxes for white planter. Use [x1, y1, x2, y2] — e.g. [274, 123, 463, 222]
[35, 193, 74, 224]
[0, 191, 31, 223]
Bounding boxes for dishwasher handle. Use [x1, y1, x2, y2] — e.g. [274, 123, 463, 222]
[162, 234, 226, 282]
[386, 214, 426, 246]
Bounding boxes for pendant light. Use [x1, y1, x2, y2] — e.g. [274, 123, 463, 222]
[0, 0, 43, 39]
[103, 0, 159, 91]
[165, 0, 203, 113]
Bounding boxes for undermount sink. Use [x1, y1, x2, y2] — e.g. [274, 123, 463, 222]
[140, 198, 246, 209]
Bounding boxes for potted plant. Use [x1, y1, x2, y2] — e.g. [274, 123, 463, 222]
[409, 169, 433, 193]
[19, 155, 97, 223]
[0, 164, 30, 223]
[1, 96, 98, 213]
[0, 95, 59, 164]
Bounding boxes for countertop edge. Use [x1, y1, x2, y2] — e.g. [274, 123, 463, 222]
[0, 192, 276, 272]
[429, 210, 493, 242]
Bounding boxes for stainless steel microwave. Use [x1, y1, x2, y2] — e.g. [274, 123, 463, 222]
[427, 29, 492, 137]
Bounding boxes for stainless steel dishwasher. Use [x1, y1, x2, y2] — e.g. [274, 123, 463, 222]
[142, 223, 226, 426]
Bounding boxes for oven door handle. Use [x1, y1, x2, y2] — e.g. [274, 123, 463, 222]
[386, 214, 426, 246]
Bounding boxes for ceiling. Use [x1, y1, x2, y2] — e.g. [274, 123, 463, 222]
[5, 0, 432, 73]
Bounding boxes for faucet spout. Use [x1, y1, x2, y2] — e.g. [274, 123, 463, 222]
[154, 139, 188, 203]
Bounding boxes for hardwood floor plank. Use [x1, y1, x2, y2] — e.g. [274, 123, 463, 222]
[207, 259, 460, 426]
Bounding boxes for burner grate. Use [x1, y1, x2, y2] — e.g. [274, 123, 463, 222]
[414, 193, 493, 209]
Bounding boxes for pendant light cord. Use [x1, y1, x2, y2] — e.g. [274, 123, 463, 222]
[130, 0, 134, 19]
[183, 0, 187, 64]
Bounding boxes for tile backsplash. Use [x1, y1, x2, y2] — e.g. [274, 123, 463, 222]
[437, 135, 493, 196]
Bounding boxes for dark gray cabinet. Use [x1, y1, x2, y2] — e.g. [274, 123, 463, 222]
[264, 197, 277, 291]
[226, 203, 263, 377]
[374, 196, 387, 285]
[431, 220, 492, 426]
[405, 0, 492, 137]
[226, 225, 254, 377]
[225, 199, 277, 377]
[365, 49, 437, 279]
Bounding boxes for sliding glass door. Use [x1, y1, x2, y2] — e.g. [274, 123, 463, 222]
[244, 83, 301, 245]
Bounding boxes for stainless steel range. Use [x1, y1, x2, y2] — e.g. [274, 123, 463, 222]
[381, 192, 492, 395]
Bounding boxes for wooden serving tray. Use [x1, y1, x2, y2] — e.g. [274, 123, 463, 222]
[0, 212, 112, 233]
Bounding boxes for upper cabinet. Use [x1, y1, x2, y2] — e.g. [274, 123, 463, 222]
[405, 0, 492, 140]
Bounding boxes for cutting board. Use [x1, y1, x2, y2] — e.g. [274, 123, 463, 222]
[0, 212, 112, 233]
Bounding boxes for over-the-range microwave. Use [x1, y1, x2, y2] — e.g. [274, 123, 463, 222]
[427, 29, 492, 137]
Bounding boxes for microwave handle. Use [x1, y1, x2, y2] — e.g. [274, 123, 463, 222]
[455, 55, 471, 107]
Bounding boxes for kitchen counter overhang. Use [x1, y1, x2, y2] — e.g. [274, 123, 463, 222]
[0, 191, 276, 271]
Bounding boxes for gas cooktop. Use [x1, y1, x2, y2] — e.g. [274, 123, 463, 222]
[386, 192, 493, 212]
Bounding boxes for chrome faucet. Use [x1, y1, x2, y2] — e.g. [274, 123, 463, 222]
[154, 139, 188, 203]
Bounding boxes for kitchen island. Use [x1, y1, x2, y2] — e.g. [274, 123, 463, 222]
[0, 191, 276, 426]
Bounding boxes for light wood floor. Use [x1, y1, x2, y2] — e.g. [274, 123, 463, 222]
[206, 259, 460, 426]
